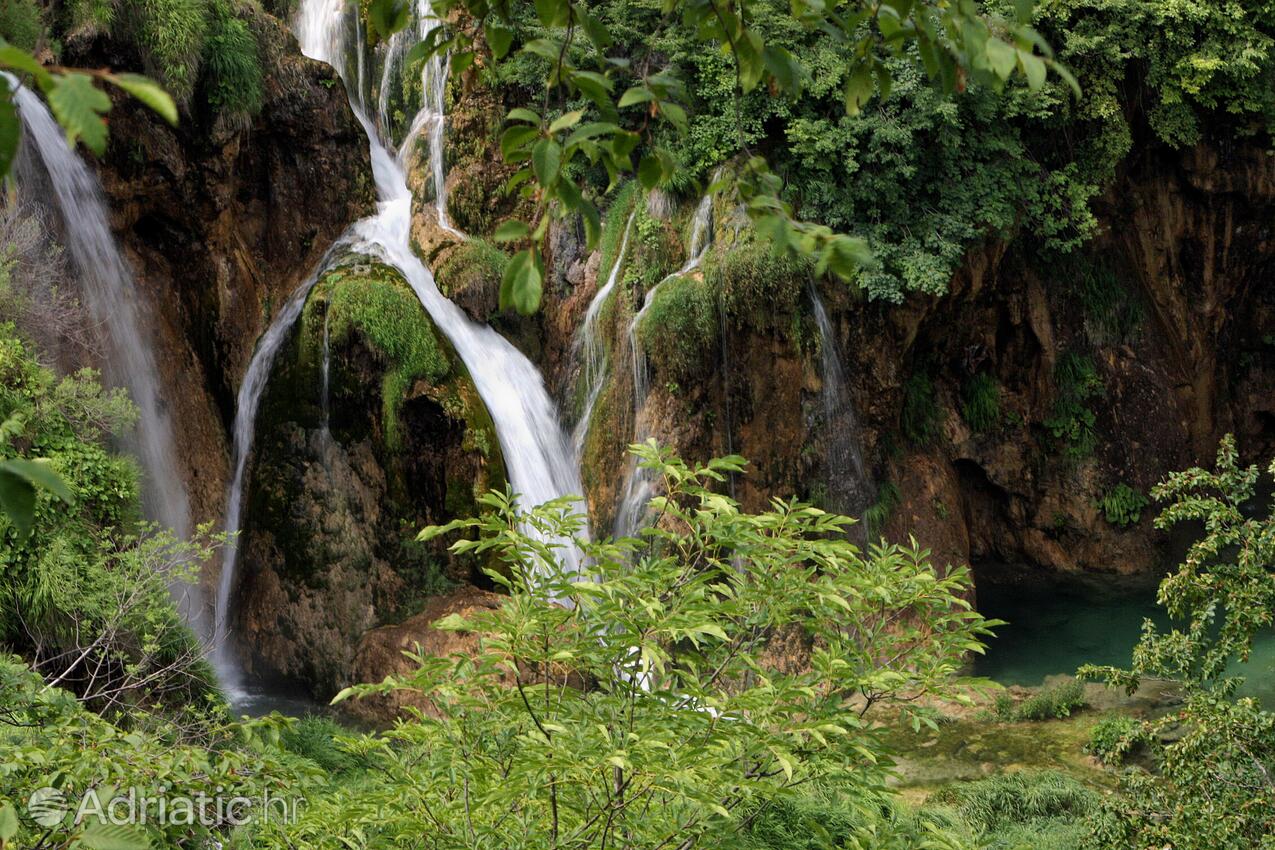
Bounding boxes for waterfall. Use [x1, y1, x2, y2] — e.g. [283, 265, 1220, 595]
[571, 212, 635, 460]
[213, 0, 586, 687]
[614, 190, 714, 538]
[8, 81, 194, 597]
[807, 284, 871, 524]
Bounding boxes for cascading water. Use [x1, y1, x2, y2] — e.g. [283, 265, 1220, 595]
[614, 190, 714, 537]
[9, 81, 194, 598]
[807, 284, 871, 526]
[213, 0, 585, 689]
[571, 212, 635, 459]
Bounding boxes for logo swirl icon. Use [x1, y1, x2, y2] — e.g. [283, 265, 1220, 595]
[27, 787, 68, 827]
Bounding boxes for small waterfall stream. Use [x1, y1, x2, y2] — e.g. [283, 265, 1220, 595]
[571, 212, 635, 460]
[9, 81, 194, 604]
[614, 190, 714, 537]
[807, 284, 871, 524]
[214, 0, 584, 689]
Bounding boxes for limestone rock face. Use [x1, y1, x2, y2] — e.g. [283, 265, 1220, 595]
[65, 11, 375, 529]
[233, 263, 505, 698]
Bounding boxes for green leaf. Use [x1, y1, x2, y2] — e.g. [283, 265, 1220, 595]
[46, 72, 111, 154]
[548, 110, 583, 134]
[637, 153, 662, 189]
[844, 62, 874, 115]
[1018, 49, 1046, 90]
[507, 107, 541, 125]
[986, 39, 1017, 81]
[0, 81, 19, 182]
[500, 125, 539, 160]
[0, 458, 72, 502]
[617, 85, 653, 108]
[106, 74, 177, 126]
[534, 0, 568, 27]
[493, 219, 531, 242]
[0, 44, 51, 89]
[500, 249, 543, 314]
[79, 820, 151, 850]
[531, 139, 561, 185]
[451, 51, 475, 78]
[485, 21, 515, 59]
[366, 0, 411, 42]
[0, 469, 36, 538]
[0, 801, 17, 841]
[762, 45, 803, 94]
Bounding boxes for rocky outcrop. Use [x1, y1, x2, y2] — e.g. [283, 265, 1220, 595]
[233, 262, 505, 697]
[65, 11, 375, 528]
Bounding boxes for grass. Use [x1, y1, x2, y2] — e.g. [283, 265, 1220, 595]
[863, 480, 900, 538]
[706, 240, 809, 334]
[130, 0, 210, 104]
[1097, 482, 1148, 528]
[902, 373, 939, 446]
[961, 372, 1001, 433]
[0, 0, 44, 50]
[933, 771, 1098, 850]
[1086, 713, 1140, 765]
[202, 0, 264, 124]
[1077, 262, 1142, 347]
[1044, 353, 1104, 458]
[1014, 680, 1088, 721]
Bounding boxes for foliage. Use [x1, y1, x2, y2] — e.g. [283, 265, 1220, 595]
[902, 373, 940, 446]
[0, 656, 320, 849]
[636, 272, 718, 385]
[934, 771, 1098, 850]
[369, 0, 1070, 314]
[0, 330, 221, 708]
[960, 372, 1001, 433]
[1014, 680, 1087, 720]
[323, 263, 451, 451]
[1085, 713, 1140, 765]
[0, 0, 43, 51]
[1097, 482, 1148, 528]
[1044, 352, 1103, 458]
[1081, 436, 1275, 849]
[259, 443, 994, 849]
[280, 715, 368, 777]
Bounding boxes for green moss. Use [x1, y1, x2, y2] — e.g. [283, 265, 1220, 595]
[321, 262, 451, 452]
[435, 238, 508, 316]
[706, 240, 810, 334]
[596, 181, 639, 285]
[636, 273, 718, 385]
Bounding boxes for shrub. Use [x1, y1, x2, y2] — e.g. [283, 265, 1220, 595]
[202, 0, 264, 124]
[1015, 680, 1087, 721]
[280, 716, 366, 775]
[901, 373, 939, 445]
[262, 445, 995, 850]
[961, 372, 1001, 433]
[0, 0, 44, 50]
[1044, 353, 1104, 458]
[1097, 482, 1148, 528]
[1086, 714, 1140, 765]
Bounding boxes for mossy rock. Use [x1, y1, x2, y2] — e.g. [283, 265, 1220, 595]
[636, 272, 719, 387]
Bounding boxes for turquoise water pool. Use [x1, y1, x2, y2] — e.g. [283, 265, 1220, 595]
[970, 574, 1275, 706]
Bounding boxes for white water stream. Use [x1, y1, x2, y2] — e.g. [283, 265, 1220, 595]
[614, 190, 714, 537]
[9, 79, 196, 612]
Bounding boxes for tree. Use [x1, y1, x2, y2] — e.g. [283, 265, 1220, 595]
[252, 442, 994, 849]
[1081, 435, 1275, 849]
[361, 0, 1075, 313]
